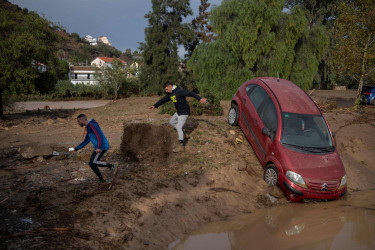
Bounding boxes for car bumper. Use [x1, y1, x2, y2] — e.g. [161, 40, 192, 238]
[282, 180, 347, 202]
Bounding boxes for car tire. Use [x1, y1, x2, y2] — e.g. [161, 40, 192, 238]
[228, 105, 239, 126]
[264, 164, 278, 186]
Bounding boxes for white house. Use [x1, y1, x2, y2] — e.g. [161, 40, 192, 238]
[98, 36, 111, 46]
[127, 61, 139, 78]
[84, 35, 97, 46]
[69, 66, 98, 85]
[91, 57, 126, 68]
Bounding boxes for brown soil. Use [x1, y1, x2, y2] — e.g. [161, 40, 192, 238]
[0, 92, 375, 249]
[120, 123, 172, 164]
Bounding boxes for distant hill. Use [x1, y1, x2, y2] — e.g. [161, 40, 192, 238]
[1, 0, 135, 65]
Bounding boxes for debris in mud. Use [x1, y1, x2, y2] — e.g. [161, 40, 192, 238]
[120, 123, 172, 164]
[257, 193, 279, 206]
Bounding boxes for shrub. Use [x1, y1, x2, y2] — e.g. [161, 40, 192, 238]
[52, 80, 103, 99]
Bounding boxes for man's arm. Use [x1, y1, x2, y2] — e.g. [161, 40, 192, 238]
[180, 89, 207, 103]
[74, 134, 90, 151]
[150, 94, 170, 109]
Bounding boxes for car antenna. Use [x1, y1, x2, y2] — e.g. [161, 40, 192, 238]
[277, 72, 280, 82]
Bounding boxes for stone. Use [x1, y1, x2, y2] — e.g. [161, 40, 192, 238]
[229, 130, 236, 135]
[36, 156, 45, 162]
[18, 144, 53, 159]
[44, 119, 54, 125]
[237, 160, 247, 171]
[258, 193, 279, 206]
[268, 186, 285, 199]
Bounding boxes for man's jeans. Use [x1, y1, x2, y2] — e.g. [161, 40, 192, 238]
[169, 112, 188, 141]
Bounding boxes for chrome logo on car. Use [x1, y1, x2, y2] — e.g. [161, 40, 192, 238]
[321, 183, 328, 191]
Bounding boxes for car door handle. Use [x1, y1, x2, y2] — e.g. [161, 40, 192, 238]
[242, 97, 246, 104]
[253, 119, 258, 126]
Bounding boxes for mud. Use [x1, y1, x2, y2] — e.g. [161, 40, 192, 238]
[169, 190, 375, 250]
[0, 93, 375, 249]
[120, 123, 172, 164]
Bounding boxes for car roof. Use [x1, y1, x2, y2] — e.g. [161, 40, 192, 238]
[255, 77, 321, 115]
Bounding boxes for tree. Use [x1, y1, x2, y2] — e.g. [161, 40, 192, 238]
[332, 0, 375, 97]
[185, 0, 215, 57]
[0, 8, 59, 118]
[188, 0, 329, 99]
[139, 0, 193, 94]
[284, 0, 339, 89]
[96, 59, 127, 99]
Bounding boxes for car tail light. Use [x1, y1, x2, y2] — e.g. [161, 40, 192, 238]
[364, 92, 370, 96]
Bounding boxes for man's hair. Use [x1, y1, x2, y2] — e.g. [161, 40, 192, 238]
[163, 81, 173, 88]
[77, 114, 87, 120]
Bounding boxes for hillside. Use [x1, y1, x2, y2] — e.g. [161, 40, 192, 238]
[1, 0, 131, 64]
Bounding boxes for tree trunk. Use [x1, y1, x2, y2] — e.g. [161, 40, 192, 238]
[356, 34, 370, 98]
[0, 90, 4, 120]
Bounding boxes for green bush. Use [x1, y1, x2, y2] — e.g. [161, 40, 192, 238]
[52, 80, 104, 98]
[159, 93, 223, 116]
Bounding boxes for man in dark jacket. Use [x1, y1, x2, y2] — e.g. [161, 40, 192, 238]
[149, 82, 206, 152]
[74, 114, 117, 183]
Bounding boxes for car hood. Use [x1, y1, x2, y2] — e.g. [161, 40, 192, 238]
[280, 146, 345, 180]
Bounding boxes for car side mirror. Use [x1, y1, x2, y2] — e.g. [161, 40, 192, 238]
[262, 127, 274, 141]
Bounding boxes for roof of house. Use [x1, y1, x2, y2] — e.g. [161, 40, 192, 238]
[70, 66, 98, 71]
[96, 57, 125, 63]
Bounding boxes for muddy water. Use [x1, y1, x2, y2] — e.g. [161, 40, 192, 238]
[169, 191, 375, 250]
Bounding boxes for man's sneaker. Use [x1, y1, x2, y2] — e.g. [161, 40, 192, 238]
[98, 178, 108, 184]
[111, 163, 118, 176]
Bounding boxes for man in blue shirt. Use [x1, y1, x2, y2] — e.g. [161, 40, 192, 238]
[74, 114, 117, 183]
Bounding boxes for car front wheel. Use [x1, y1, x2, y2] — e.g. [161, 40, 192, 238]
[228, 105, 239, 126]
[264, 164, 278, 186]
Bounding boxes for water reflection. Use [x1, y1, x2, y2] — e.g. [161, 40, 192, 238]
[169, 202, 375, 250]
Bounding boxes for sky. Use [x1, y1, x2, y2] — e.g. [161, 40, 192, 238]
[9, 0, 223, 54]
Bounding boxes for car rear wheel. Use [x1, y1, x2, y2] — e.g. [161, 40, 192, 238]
[264, 164, 278, 186]
[228, 105, 239, 126]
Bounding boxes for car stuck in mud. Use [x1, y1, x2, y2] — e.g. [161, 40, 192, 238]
[228, 77, 347, 201]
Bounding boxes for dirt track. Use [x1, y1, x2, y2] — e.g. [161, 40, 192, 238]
[1, 92, 375, 249]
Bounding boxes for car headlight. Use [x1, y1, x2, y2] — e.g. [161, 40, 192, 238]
[338, 175, 347, 190]
[286, 171, 307, 189]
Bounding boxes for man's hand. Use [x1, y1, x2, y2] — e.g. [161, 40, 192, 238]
[95, 148, 101, 154]
[149, 105, 155, 110]
[200, 98, 207, 104]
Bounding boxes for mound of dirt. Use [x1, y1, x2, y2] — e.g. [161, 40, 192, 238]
[120, 123, 172, 164]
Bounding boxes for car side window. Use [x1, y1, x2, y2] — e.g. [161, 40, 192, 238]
[248, 85, 268, 111]
[246, 84, 255, 96]
[259, 97, 278, 133]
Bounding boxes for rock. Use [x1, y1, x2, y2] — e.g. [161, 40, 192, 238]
[268, 186, 285, 199]
[57, 118, 66, 123]
[258, 193, 279, 206]
[36, 156, 45, 162]
[237, 160, 247, 171]
[44, 119, 54, 125]
[18, 144, 53, 159]
[229, 130, 236, 135]
[55, 154, 67, 161]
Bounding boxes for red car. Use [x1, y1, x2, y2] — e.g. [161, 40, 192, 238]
[228, 77, 347, 202]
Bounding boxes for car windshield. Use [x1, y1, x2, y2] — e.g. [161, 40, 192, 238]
[281, 112, 333, 152]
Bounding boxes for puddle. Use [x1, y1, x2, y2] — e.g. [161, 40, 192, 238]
[169, 195, 375, 250]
